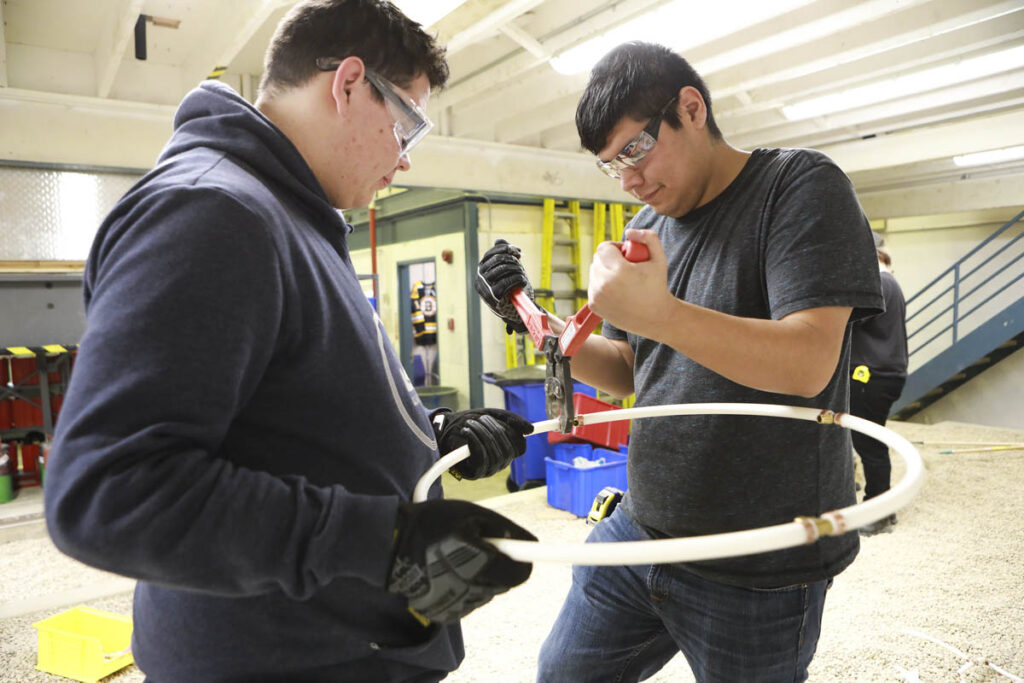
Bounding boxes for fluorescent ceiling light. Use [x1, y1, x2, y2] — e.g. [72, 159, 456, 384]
[782, 44, 1024, 121]
[953, 145, 1024, 167]
[550, 0, 811, 76]
[391, 0, 466, 28]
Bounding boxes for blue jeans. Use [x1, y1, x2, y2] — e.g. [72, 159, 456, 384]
[537, 509, 830, 683]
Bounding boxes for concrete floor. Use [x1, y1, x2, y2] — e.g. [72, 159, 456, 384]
[3, 420, 1023, 682]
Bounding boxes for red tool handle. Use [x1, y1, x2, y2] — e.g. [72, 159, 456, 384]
[558, 239, 649, 357]
[619, 239, 649, 263]
[510, 288, 553, 350]
[508, 239, 649, 352]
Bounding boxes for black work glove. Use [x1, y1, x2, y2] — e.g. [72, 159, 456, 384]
[431, 408, 534, 480]
[475, 239, 534, 334]
[387, 499, 536, 624]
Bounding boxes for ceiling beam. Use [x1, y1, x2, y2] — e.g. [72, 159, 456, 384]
[445, 0, 545, 54]
[728, 71, 1024, 149]
[398, 134, 620, 201]
[821, 107, 1024, 173]
[444, 0, 1024, 148]
[715, 15, 1024, 123]
[433, 0, 511, 42]
[686, 0, 932, 76]
[94, 0, 145, 98]
[0, 86, 178, 118]
[539, 121, 583, 151]
[0, 0, 8, 88]
[439, 0, 666, 107]
[498, 22, 549, 60]
[182, 0, 290, 88]
[706, 0, 1022, 101]
[495, 92, 580, 145]
[452, 69, 588, 137]
[858, 171, 1024, 218]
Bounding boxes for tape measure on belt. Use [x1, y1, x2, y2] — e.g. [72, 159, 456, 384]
[852, 365, 871, 384]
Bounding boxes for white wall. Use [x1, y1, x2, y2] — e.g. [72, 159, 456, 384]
[913, 347, 1024, 430]
[875, 209, 1022, 373]
[351, 232, 471, 410]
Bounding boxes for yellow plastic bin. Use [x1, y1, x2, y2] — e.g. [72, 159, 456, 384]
[33, 606, 134, 683]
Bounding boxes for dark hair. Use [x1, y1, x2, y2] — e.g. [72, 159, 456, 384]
[877, 246, 892, 268]
[259, 0, 449, 98]
[576, 42, 722, 154]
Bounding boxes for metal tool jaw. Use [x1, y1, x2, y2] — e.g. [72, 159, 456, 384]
[508, 239, 650, 434]
[543, 338, 575, 433]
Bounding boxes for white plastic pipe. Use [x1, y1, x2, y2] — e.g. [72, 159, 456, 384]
[413, 403, 924, 566]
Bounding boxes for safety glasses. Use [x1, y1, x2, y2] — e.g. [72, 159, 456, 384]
[316, 59, 434, 155]
[596, 97, 677, 179]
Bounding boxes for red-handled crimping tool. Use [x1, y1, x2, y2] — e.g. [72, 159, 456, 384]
[509, 239, 649, 433]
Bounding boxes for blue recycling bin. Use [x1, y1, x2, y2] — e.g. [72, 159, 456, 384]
[482, 371, 596, 489]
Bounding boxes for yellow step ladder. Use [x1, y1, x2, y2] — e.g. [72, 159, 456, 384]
[506, 198, 586, 368]
[593, 201, 642, 251]
[590, 201, 642, 408]
[537, 198, 585, 316]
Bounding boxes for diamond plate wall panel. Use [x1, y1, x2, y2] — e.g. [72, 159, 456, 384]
[0, 167, 140, 260]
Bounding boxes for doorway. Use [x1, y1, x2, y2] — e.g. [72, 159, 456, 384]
[398, 259, 438, 386]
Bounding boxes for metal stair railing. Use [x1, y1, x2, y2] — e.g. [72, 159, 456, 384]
[904, 208, 1024, 372]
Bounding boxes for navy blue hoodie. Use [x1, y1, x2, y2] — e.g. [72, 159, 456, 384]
[45, 81, 463, 681]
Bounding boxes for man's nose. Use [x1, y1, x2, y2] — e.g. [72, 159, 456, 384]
[397, 152, 411, 172]
[620, 166, 643, 193]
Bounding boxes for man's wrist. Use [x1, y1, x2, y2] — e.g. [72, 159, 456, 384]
[429, 408, 452, 439]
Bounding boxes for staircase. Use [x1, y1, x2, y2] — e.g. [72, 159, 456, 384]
[891, 209, 1024, 420]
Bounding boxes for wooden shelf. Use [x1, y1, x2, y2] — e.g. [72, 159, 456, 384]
[0, 261, 85, 274]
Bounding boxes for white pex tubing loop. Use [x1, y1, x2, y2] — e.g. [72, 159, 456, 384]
[412, 403, 925, 566]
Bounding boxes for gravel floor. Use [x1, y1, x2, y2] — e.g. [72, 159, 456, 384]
[1, 419, 1021, 682]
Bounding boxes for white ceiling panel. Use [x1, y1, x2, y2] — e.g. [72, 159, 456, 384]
[0, 0, 1021, 209]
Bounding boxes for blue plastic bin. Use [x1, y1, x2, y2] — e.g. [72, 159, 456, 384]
[545, 446, 628, 517]
[482, 374, 595, 488]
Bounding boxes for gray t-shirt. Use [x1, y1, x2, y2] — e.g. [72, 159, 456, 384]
[605, 147, 883, 588]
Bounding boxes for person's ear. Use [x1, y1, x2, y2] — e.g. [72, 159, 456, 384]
[676, 86, 708, 130]
[328, 56, 366, 114]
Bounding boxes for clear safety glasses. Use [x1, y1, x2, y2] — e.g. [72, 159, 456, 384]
[316, 59, 434, 155]
[596, 97, 678, 179]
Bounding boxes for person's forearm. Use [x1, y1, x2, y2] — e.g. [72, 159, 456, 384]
[649, 299, 849, 398]
[544, 312, 635, 397]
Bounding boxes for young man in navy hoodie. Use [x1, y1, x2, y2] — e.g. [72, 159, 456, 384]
[46, 2, 535, 681]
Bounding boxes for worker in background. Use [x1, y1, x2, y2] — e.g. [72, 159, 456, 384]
[44, 2, 535, 681]
[411, 279, 439, 385]
[850, 235, 908, 535]
[476, 42, 882, 683]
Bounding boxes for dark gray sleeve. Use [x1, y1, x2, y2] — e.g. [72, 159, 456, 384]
[602, 320, 628, 341]
[764, 161, 883, 322]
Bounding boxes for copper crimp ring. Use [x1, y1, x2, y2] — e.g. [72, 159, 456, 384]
[794, 516, 821, 543]
[821, 511, 848, 535]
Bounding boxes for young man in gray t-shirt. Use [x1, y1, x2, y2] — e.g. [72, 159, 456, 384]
[476, 42, 882, 682]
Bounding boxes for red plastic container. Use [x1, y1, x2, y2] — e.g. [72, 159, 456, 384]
[548, 393, 629, 449]
[0, 358, 11, 430]
[9, 357, 44, 429]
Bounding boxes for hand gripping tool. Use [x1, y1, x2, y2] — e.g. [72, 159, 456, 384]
[508, 239, 649, 433]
